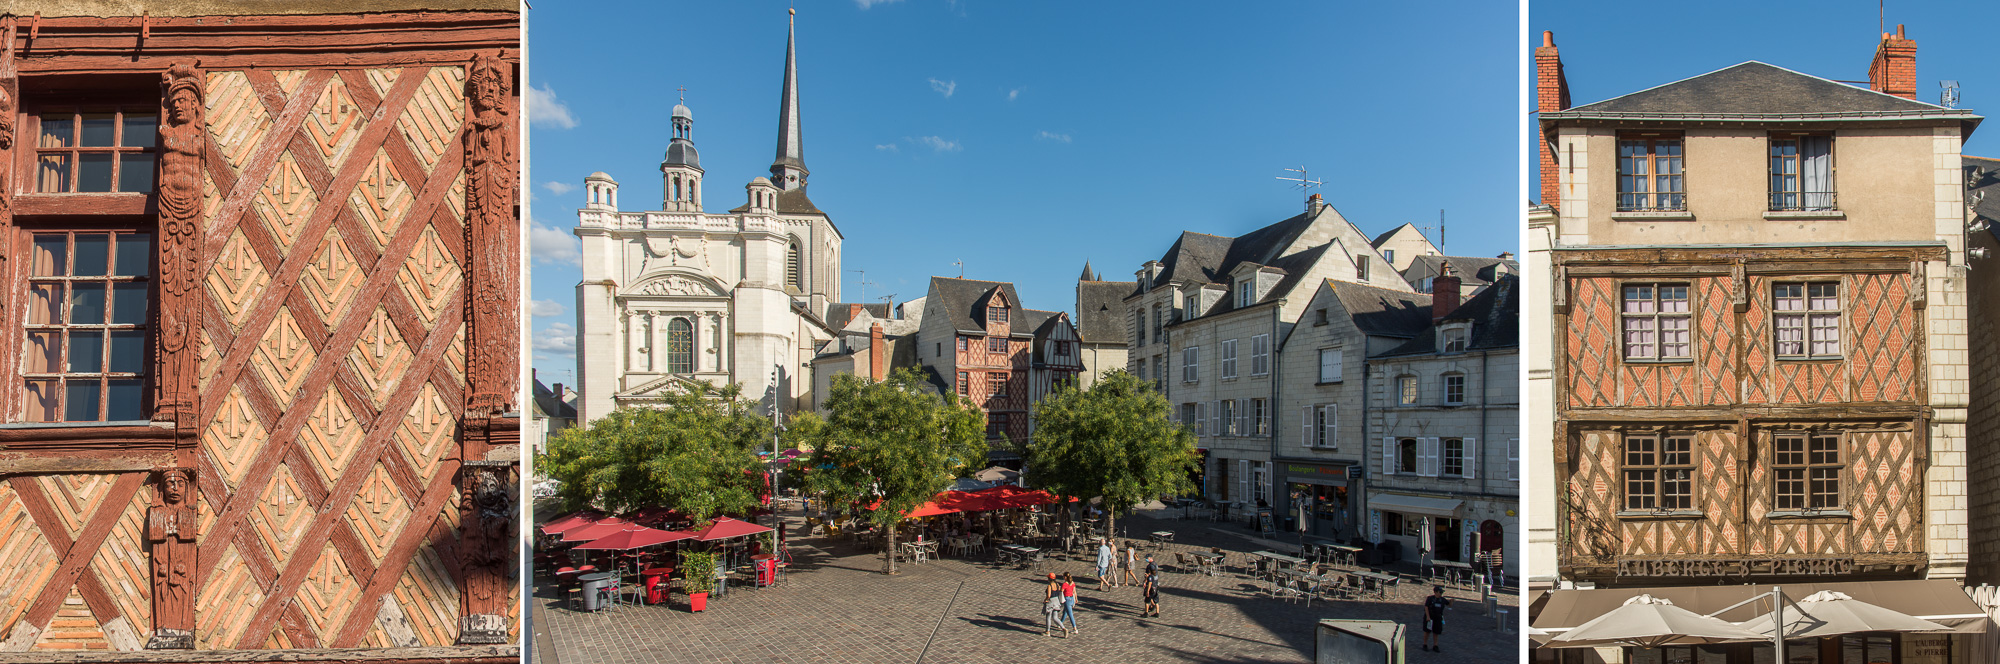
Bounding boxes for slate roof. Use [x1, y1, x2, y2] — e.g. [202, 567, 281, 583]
[1194, 243, 1333, 318]
[1371, 223, 1418, 248]
[1326, 279, 1433, 339]
[532, 379, 576, 420]
[727, 187, 824, 215]
[826, 303, 891, 331]
[928, 276, 1031, 335]
[1970, 156, 2000, 233]
[1402, 255, 1518, 289]
[1545, 62, 1978, 127]
[1377, 274, 1519, 357]
[1075, 280, 1135, 344]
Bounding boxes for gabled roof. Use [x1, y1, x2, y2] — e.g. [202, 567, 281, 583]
[1196, 243, 1332, 318]
[1402, 255, 1518, 288]
[532, 379, 576, 420]
[1326, 279, 1433, 339]
[1029, 311, 1070, 340]
[1017, 309, 1058, 336]
[826, 303, 891, 331]
[1546, 62, 1977, 126]
[928, 276, 1026, 335]
[1371, 223, 1421, 248]
[1075, 280, 1135, 344]
[1145, 210, 1320, 291]
[1377, 274, 1519, 357]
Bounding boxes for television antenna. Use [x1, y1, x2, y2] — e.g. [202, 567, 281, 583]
[1275, 166, 1324, 204]
[952, 260, 965, 278]
[848, 269, 874, 303]
[1942, 81, 1961, 109]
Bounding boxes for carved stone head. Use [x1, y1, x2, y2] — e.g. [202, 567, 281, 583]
[160, 467, 193, 505]
[468, 55, 506, 115]
[164, 64, 201, 127]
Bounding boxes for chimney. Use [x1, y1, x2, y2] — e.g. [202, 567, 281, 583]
[1432, 263, 1461, 321]
[868, 322, 885, 379]
[1498, 251, 1515, 260]
[849, 303, 864, 321]
[1536, 31, 1571, 210]
[1868, 24, 1918, 100]
[1307, 193, 1324, 216]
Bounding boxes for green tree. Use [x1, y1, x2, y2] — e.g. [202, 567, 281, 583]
[1023, 369, 1198, 541]
[790, 369, 985, 575]
[537, 381, 770, 522]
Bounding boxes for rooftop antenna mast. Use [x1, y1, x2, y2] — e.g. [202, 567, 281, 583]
[1942, 81, 1961, 109]
[1275, 166, 1324, 205]
[848, 269, 872, 303]
[953, 260, 964, 278]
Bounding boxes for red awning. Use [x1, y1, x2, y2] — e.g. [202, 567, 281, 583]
[692, 517, 775, 541]
[538, 510, 606, 535]
[574, 527, 696, 551]
[560, 519, 635, 542]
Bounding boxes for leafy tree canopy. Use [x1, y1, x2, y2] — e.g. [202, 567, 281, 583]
[1023, 369, 1198, 535]
[537, 381, 770, 522]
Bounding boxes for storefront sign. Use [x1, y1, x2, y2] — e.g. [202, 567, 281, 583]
[1617, 557, 1853, 577]
[1902, 633, 1951, 664]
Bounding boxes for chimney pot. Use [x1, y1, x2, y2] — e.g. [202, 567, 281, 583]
[1542, 30, 1554, 48]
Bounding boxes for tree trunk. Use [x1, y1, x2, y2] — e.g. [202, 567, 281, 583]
[1106, 509, 1116, 546]
[884, 522, 899, 576]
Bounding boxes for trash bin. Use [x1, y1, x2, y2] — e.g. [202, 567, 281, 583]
[577, 572, 610, 611]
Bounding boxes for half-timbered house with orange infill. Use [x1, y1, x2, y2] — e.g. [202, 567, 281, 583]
[0, 2, 519, 659]
[1529, 26, 1991, 664]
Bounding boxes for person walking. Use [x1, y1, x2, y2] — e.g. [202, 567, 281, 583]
[1096, 539, 1116, 589]
[1060, 572, 1080, 634]
[1141, 570, 1160, 618]
[1420, 586, 1450, 652]
[1121, 540, 1140, 587]
[1043, 574, 1068, 637]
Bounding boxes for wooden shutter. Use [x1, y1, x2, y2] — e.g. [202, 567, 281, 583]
[1462, 437, 1478, 480]
[1382, 437, 1395, 475]
[1323, 405, 1338, 450]
[1238, 459, 1250, 505]
[1302, 406, 1315, 448]
[1420, 437, 1439, 477]
[1195, 401, 1206, 435]
[1509, 438, 1520, 482]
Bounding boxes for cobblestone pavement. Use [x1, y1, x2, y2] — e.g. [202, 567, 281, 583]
[532, 508, 1521, 664]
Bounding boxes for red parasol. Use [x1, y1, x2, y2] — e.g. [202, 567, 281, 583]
[538, 510, 606, 535]
[692, 516, 775, 541]
[560, 518, 636, 542]
[573, 527, 695, 551]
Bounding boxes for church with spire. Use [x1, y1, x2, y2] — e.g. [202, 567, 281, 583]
[572, 8, 843, 424]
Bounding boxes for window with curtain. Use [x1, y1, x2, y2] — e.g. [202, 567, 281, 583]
[35, 108, 158, 193]
[1770, 134, 1834, 211]
[1623, 434, 1694, 510]
[22, 231, 152, 422]
[1774, 282, 1840, 358]
[1616, 135, 1685, 211]
[1622, 284, 1691, 360]
[666, 317, 693, 373]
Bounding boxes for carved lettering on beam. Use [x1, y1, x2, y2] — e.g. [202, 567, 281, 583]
[156, 62, 204, 438]
[146, 467, 197, 649]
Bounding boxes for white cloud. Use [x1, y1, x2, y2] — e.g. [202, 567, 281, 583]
[526, 84, 578, 129]
[927, 78, 957, 98]
[875, 143, 900, 152]
[1008, 87, 1022, 102]
[534, 323, 576, 357]
[529, 299, 566, 318]
[1036, 131, 1072, 143]
[855, 0, 903, 7]
[915, 136, 961, 153]
[529, 221, 581, 266]
[542, 181, 575, 196]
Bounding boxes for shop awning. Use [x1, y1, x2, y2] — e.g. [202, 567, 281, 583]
[1368, 493, 1462, 518]
[1533, 579, 1988, 635]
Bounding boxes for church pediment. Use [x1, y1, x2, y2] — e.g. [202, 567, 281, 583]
[619, 373, 704, 398]
[625, 272, 727, 298]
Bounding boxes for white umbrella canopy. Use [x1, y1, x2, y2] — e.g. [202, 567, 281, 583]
[1548, 595, 1768, 648]
[1738, 590, 1951, 639]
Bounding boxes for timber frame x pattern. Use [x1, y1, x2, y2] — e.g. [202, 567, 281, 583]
[1550, 245, 1943, 584]
[0, 6, 519, 659]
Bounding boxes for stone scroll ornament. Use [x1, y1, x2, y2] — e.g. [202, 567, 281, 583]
[156, 63, 204, 436]
[145, 468, 197, 649]
[462, 52, 516, 420]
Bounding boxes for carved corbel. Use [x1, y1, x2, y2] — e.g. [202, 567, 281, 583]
[155, 63, 204, 437]
[1550, 263, 1569, 314]
[1911, 259, 1927, 310]
[145, 467, 197, 649]
[456, 461, 515, 645]
[1730, 260, 1748, 313]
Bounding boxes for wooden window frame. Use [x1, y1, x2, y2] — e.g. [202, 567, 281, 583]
[1773, 281, 1842, 360]
[1616, 134, 1685, 212]
[15, 227, 155, 423]
[1442, 373, 1465, 405]
[1442, 438, 1465, 477]
[955, 371, 969, 396]
[1622, 433, 1695, 511]
[1620, 282, 1693, 362]
[1251, 398, 1267, 436]
[1398, 375, 1419, 405]
[988, 371, 1008, 397]
[1773, 431, 1842, 511]
[987, 306, 1008, 325]
[985, 336, 1008, 354]
[956, 335, 968, 352]
[1182, 346, 1198, 383]
[1768, 133, 1836, 212]
[29, 105, 159, 195]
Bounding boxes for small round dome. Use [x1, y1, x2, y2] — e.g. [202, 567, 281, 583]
[672, 103, 693, 121]
[586, 171, 615, 182]
[750, 177, 773, 186]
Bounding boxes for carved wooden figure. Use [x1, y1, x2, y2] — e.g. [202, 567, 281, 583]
[156, 63, 203, 436]
[146, 468, 197, 649]
[463, 52, 517, 420]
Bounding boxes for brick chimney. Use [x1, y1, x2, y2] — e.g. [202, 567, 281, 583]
[849, 303, 865, 321]
[868, 322, 885, 379]
[1536, 31, 1571, 210]
[1868, 24, 1917, 100]
[1307, 193, 1324, 216]
[1432, 263, 1461, 321]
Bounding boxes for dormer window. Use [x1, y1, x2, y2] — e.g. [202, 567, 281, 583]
[1441, 327, 1467, 353]
[1357, 255, 1369, 281]
[1237, 280, 1253, 308]
[988, 306, 1008, 324]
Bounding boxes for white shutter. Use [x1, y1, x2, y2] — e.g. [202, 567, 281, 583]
[1463, 437, 1478, 480]
[1195, 401, 1206, 434]
[1509, 438, 1520, 482]
[1238, 459, 1250, 505]
[1213, 401, 1223, 436]
[1237, 400, 1249, 436]
[1420, 437, 1439, 477]
[1382, 437, 1395, 475]
[1323, 405, 1338, 450]
[1301, 406, 1314, 448]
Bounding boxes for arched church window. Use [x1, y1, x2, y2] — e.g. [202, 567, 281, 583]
[786, 240, 802, 291]
[671, 178, 679, 201]
[667, 318, 694, 374]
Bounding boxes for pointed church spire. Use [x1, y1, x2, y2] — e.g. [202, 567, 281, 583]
[1080, 261, 1096, 282]
[770, 7, 808, 191]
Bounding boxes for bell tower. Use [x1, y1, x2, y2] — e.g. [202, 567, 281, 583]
[661, 89, 703, 212]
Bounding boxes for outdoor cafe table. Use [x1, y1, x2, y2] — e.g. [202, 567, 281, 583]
[640, 567, 673, 604]
[1190, 551, 1223, 576]
[1249, 550, 1307, 578]
[1149, 531, 1174, 549]
[997, 543, 1040, 568]
[1432, 559, 1474, 586]
[1350, 570, 1397, 598]
[1328, 544, 1364, 567]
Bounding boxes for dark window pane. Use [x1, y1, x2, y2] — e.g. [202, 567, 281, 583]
[23, 380, 59, 422]
[119, 154, 154, 193]
[80, 113, 116, 146]
[112, 282, 148, 324]
[123, 113, 158, 147]
[69, 283, 106, 324]
[108, 330, 145, 373]
[37, 154, 71, 192]
[24, 331, 60, 373]
[32, 236, 66, 275]
[73, 234, 109, 275]
[78, 153, 113, 192]
[39, 114, 73, 148]
[65, 381, 101, 421]
[105, 380, 144, 420]
[67, 330, 104, 373]
[115, 234, 151, 276]
[28, 283, 61, 324]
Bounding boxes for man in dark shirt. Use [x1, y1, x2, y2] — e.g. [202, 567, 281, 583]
[1421, 586, 1449, 652]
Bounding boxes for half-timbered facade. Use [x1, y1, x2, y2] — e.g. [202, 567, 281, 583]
[1540, 29, 1975, 587]
[913, 276, 1070, 463]
[0, 3, 519, 657]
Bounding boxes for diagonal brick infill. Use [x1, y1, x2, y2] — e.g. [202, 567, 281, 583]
[532, 508, 1520, 663]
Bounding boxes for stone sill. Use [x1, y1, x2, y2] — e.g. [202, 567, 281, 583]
[1612, 211, 1696, 222]
[1767, 509, 1853, 520]
[1614, 510, 1705, 520]
[1763, 210, 1846, 221]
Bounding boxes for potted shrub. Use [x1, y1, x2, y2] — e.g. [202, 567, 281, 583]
[679, 551, 717, 612]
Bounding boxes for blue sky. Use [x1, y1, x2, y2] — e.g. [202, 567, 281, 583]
[1531, 0, 2000, 199]
[526, 1, 1520, 388]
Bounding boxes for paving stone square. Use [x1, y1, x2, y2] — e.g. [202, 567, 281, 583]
[532, 508, 1520, 663]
